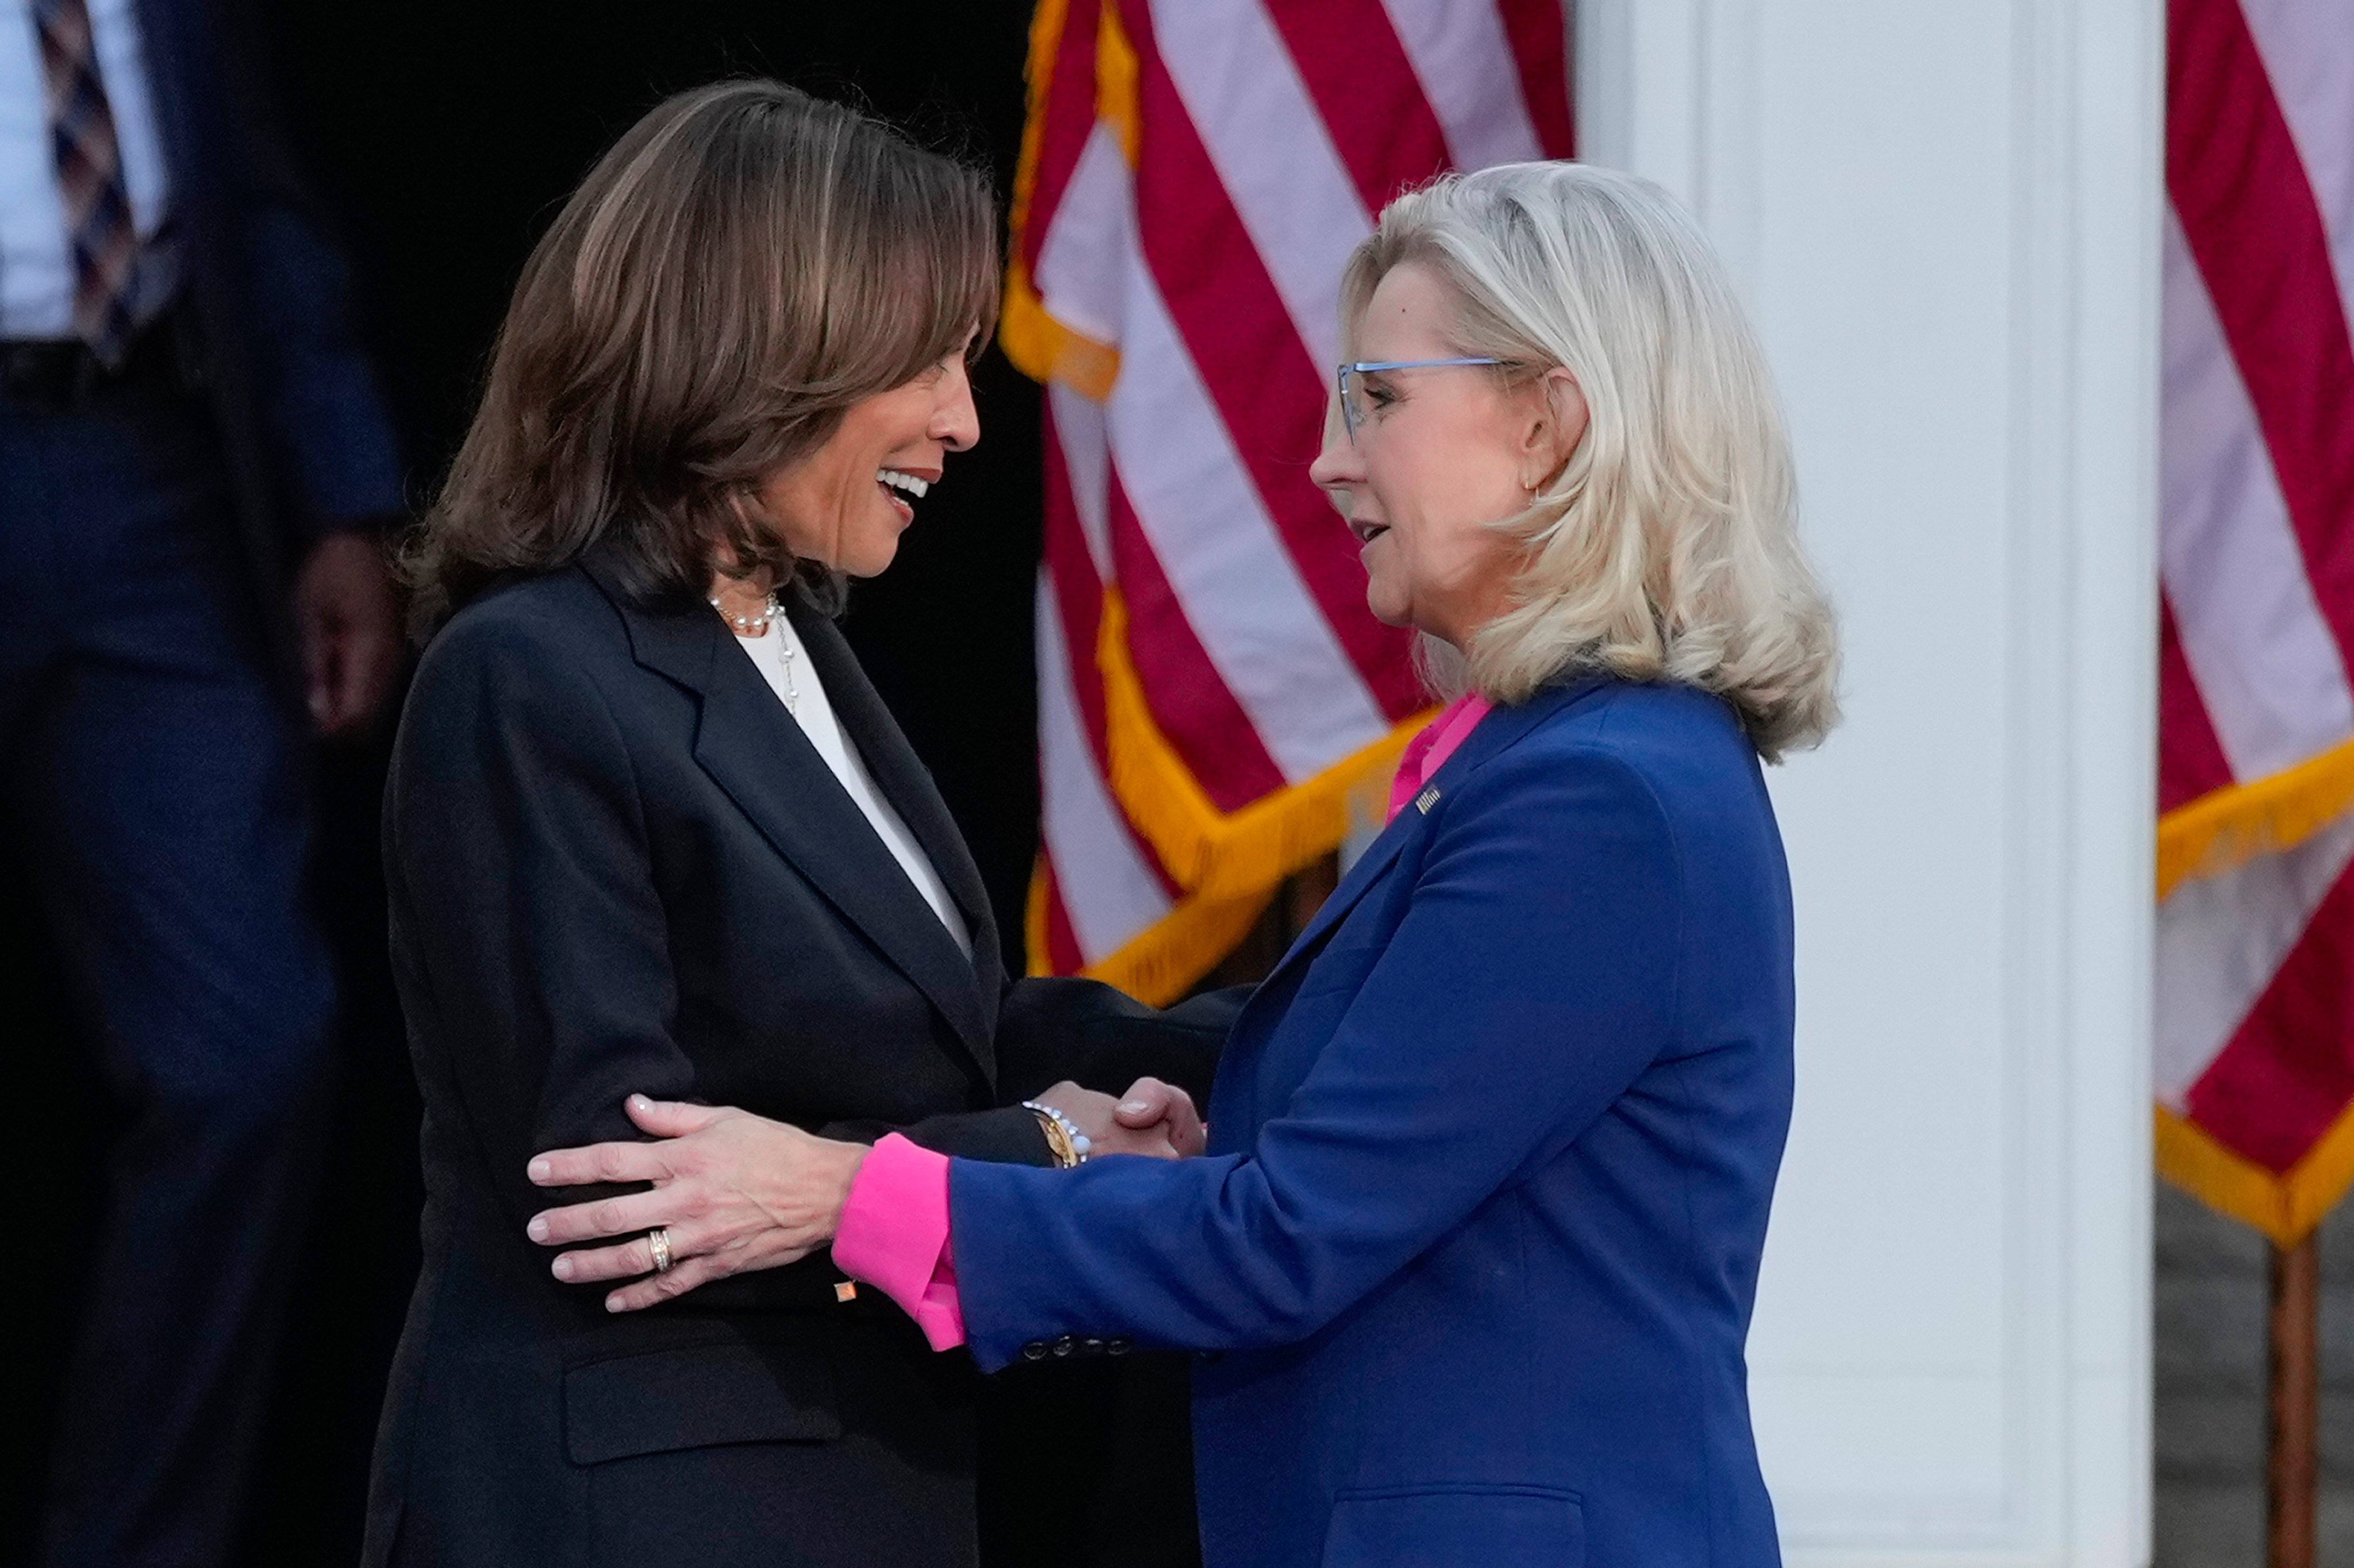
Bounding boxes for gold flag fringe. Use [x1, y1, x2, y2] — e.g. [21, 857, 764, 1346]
[1095, 589, 1433, 902]
[1000, 261, 1119, 401]
[2157, 735, 2354, 899]
[2156, 1101, 2354, 1247]
[1006, 0, 1431, 998]
[999, 0, 1133, 399]
[1024, 590, 1427, 1003]
[2156, 739, 2354, 1234]
[1007, 0, 1072, 248]
[1092, 0, 1140, 164]
[1026, 862, 1275, 1006]
[1024, 594, 1426, 1004]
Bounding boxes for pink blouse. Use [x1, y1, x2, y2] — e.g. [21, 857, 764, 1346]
[831, 694, 1496, 1347]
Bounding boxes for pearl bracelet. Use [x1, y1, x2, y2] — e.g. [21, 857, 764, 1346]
[1022, 1101, 1093, 1167]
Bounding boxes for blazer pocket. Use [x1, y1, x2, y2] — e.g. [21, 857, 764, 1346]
[1321, 1484, 1584, 1567]
[562, 1340, 842, 1465]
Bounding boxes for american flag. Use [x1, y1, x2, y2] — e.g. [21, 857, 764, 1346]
[1006, 0, 1575, 1001]
[2155, 0, 2354, 1242]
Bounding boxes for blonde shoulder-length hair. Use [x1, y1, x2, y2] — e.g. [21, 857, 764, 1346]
[1343, 162, 1839, 760]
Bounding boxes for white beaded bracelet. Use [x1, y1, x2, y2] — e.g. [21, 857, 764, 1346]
[1022, 1101, 1094, 1167]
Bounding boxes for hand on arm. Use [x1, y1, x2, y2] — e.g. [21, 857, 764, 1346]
[523, 1072, 1201, 1315]
[527, 1096, 869, 1313]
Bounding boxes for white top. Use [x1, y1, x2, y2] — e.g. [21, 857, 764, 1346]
[0, 0, 179, 337]
[731, 617, 973, 959]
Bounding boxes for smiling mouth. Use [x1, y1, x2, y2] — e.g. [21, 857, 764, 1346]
[878, 467, 937, 521]
[1350, 517, 1390, 544]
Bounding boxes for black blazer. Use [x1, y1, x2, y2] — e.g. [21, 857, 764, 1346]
[363, 555, 1230, 1568]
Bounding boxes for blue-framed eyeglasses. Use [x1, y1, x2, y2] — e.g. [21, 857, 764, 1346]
[1335, 358, 1505, 442]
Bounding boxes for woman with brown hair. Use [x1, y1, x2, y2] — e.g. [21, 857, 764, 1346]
[361, 80, 1227, 1568]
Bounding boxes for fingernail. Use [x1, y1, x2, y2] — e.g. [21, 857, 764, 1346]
[1119, 1100, 1149, 1114]
[630, 1094, 652, 1109]
[527, 1216, 549, 1241]
[528, 1158, 551, 1182]
[606, 1294, 625, 1313]
[552, 1255, 574, 1279]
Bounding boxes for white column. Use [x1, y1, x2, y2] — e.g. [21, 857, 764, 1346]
[1578, 2, 2160, 1563]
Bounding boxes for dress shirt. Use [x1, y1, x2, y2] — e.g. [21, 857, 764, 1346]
[832, 692, 1497, 1349]
[0, 0, 179, 338]
[730, 617, 972, 958]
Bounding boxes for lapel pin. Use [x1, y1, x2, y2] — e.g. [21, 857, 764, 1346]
[1415, 787, 1441, 814]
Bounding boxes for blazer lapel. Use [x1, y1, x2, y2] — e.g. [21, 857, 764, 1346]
[585, 561, 997, 1083]
[1255, 804, 1427, 998]
[789, 598, 1005, 997]
[1257, 679, 1607, 996]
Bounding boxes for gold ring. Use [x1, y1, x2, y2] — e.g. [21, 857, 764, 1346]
[648, 1227, 674, 1274]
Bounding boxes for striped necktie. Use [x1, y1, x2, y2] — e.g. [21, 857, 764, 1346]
[31, 0, 139, 367]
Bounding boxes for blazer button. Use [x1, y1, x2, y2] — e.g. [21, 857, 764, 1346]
[1050, 1335, 1077, 1358]
[1022, 1342, 1050, 1362]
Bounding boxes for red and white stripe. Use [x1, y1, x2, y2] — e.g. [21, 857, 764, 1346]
[1027, 0, 1572, 980]
[2157, 0, 2354, 1193]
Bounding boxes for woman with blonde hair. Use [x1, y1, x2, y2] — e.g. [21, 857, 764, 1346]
[528, 160, 1839, 1567]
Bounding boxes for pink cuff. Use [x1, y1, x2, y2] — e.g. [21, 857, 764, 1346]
[832, 1133, 965, 1351]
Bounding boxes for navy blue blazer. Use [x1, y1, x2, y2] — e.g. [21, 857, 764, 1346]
[951, 677, 1795, 1567]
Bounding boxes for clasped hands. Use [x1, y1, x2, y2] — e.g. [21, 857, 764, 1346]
[525, 1077, 1203, 1313]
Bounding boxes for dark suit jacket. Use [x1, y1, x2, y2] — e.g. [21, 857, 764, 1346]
[953, 679, 1795, 1567]
[136, 0, 405, 654]
[363, 556, 1231, 1568]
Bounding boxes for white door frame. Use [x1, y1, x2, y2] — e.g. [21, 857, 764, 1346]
[1576, 2, 2159, 1563]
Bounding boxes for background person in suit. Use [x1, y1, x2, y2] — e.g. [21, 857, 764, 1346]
[367, 81, 1230, 1568]
[0, 1, 404, 1564]
[529, 162, 1844, 1566]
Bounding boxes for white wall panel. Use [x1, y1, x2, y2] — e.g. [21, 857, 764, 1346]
[1578, 1, 2159, 1562]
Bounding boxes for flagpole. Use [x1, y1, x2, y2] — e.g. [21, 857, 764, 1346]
[2268, 1233, 2318, 1568]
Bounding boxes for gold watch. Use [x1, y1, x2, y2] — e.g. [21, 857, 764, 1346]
[1023, 1101, 1090, 1168]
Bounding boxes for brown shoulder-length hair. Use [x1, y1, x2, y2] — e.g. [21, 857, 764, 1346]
[404, 79, 1000, 633]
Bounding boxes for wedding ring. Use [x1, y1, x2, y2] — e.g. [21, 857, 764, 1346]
[647, 1227, 674, 1274]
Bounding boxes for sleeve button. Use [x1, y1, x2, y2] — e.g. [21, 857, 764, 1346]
[1022, 1342, 1050, 1362]
[1050, 1335, 1077, 1358]
[1107, 1338, 1133, 1356]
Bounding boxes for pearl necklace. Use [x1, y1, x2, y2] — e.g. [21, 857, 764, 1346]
[709, 593, 799, 713]
[709, 591, 783, 635]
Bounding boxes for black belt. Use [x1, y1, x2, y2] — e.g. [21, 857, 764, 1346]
[0, 316, 197, 413]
